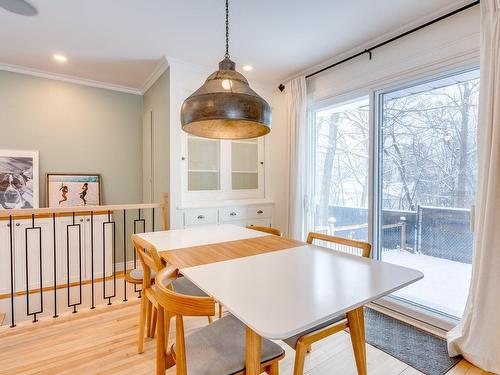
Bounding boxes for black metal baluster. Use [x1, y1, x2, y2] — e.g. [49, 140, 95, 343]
[103, 210, 116, 305]
[133, 209, 145, 296]
[9, 215, 15, 328]
[25, 214, 43, 323]
[123, 210, 127, 302]
[90, 211, 95, 309]
[52, 213, 58, 318]
[67, 212, 83, 313]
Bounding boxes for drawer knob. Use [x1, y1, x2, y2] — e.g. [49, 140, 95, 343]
[197, 215, 205, 220]
[257, 210, 263, 214]
[230, 212, 237, 216]
[15, 223, 20, 227]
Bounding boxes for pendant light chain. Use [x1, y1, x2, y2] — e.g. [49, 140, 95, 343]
[225, 0, 230, 58]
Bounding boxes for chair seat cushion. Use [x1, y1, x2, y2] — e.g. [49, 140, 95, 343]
[127, 268, 155, 283]
[283, 314, 347, 349]
[173, 315, 284, 375]
[172, 277, 208, 297]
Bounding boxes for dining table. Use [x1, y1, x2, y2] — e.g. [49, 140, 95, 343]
[135, 224, 424, 375]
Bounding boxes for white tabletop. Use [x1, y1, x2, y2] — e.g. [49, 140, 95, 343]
[136, 224, 267, 251]
[182, 245, 424, 339]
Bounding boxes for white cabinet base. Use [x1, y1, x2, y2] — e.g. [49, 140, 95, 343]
[182, 203, 274, 230]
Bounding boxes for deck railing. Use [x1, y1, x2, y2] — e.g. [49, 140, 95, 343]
[0, 194, 168, 327]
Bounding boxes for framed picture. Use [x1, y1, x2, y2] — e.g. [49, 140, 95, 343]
[0, 150, 39, 209]
[46, 173, 102, 208]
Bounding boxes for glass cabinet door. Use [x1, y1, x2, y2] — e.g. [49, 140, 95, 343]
[231, 139, 259, 190]
[187, 136, 220, 191]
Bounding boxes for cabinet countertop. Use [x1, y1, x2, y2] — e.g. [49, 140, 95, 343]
[178, 198, 275, 210]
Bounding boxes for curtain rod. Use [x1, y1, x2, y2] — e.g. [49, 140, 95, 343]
[278, 0, 480, 92]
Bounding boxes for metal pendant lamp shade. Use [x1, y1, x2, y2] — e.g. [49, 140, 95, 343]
[180, 0, 271, 139]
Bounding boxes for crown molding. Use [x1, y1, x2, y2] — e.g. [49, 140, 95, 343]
[140, 56, 169, 94]
[0, 62, 143, 95]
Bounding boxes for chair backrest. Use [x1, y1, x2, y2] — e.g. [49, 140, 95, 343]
[131, 234, 165, 288]
[306, 232, 371, 258]
[247, 225, 282, 236]
[155, 266, 216, 375]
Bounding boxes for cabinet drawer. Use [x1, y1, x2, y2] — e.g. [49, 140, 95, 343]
[219, 206, 247, 222]
[247, 205, 273, 219]
[184, 209, 218, 226]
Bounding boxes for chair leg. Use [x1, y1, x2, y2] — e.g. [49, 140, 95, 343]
[151, 307, 157, 338]
[146, 300, 153, 338]
[164, 312, 171, 357]
[156, 306, 165, 375]
[219, 302, 223, 319]
[266, 362, 279, 375]
[207, 315, 213, 323]
[346, 307, 367, 375]
[138, 293, 148, 354]
[293, 341, 308, 375]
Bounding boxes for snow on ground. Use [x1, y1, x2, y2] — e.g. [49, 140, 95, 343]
[382, 249, 472, 318]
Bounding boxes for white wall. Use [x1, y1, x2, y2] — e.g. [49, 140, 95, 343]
[272, 6, 480, 237]
[143, 69, 170, 205]
[0, 70, 143, 206]
[308, 7, 479, 102]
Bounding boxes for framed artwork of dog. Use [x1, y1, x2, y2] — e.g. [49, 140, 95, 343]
[46, 173, 102, 208]
[0, 150, 39, 209]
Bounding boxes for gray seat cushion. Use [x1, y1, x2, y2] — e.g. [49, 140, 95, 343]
[129, 268, 155, 281]
[173, 315, 284, 375]
[283, 314, 347, 349]
[172, 277, 208, 297]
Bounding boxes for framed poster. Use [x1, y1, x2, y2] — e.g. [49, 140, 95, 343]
[46, 173, 102, 208]
[0, 150, 39, 209]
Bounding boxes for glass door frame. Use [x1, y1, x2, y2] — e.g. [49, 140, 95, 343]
[370, 65, 479, 331]
[306, 64, 479, 331]
[305, 92, 372, 242]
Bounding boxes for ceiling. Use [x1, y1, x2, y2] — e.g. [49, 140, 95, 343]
[0, 0, 473, 92]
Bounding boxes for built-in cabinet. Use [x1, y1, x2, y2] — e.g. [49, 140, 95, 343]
[0, 214, 112, 296]
[183, 135, 265, 201]
[179, 133, 272, 229]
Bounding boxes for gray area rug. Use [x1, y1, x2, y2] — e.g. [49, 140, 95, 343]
[364, 308, 462, 375]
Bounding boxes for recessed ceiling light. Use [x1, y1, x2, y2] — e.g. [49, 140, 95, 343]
[53, 54, 67, 63]
[242, 65, 253, 72]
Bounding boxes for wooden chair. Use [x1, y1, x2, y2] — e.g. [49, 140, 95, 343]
[284, 232, 372, 375]
[246, 225, 282, 236]
[131, 234, 214, 354]
[154, 266, 285, 375]
[306, 232, 371, 258]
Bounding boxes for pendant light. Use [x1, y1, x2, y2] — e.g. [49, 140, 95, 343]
[180, 0, 271, 139]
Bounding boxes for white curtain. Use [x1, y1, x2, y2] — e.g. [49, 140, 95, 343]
[447, 1, 500, 373]
[285, 76, 308, 240]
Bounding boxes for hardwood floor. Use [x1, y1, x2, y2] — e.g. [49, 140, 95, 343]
[0, 301, 492, 375]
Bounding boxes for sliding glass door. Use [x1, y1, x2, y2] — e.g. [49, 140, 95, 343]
[376, 68, 479, 319]
[308, 67, 479, 321]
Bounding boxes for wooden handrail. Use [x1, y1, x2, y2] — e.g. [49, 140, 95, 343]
[0, 202, 164, 218]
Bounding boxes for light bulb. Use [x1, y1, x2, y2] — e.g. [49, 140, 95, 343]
[53, 54, 67, 63]
[222, 79, 232, 90]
